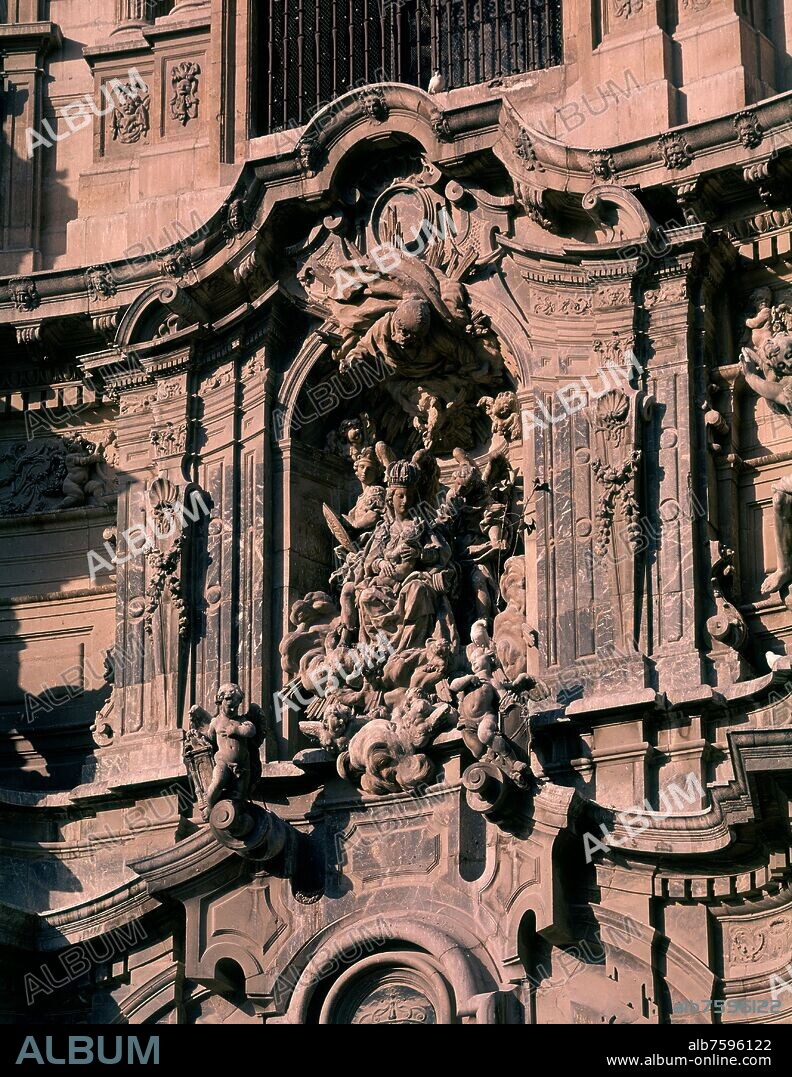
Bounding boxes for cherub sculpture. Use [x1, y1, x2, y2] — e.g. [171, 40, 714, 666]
[743, 287, 775, 352]
[450, 619, 549, 786]
[478, 391, 521, 445]
[741, 332, 792, 595]
[326, 413, 377, 463]
[60, 436, 110, 509]
[188, 684, 265, 814]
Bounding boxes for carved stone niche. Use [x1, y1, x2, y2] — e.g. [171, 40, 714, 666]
[732, 281, 792, 657]
[275, 144, 544, 794]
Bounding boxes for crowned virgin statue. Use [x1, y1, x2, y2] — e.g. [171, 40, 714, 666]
[356, 458, 460, 653]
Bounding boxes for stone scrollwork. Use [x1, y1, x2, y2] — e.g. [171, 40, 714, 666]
[501, 102, 544, 173]
[91, 693, 117, 748]
[514, 181, 555, 232]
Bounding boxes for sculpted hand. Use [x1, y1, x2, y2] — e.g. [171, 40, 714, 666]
[339, 348, 364, 375]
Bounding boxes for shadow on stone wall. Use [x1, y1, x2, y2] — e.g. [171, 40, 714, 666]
[0, 431, 127, 794]
[0, 37, 78, 274]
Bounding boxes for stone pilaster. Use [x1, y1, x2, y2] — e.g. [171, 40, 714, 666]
[0, 11, 61, 273]
[642, 247, 709, 693]
[674, 0, 779, 122]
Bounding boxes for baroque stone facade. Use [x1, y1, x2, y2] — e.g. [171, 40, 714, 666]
[0, 0, 791, 1027]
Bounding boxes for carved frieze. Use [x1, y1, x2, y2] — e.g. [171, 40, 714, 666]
[596, 284, 633, 309]
[724, 913, 791, 978]
[149, 420, 189, 459]
[642, 279, 688, 308]
[0, 432, 117, 516]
